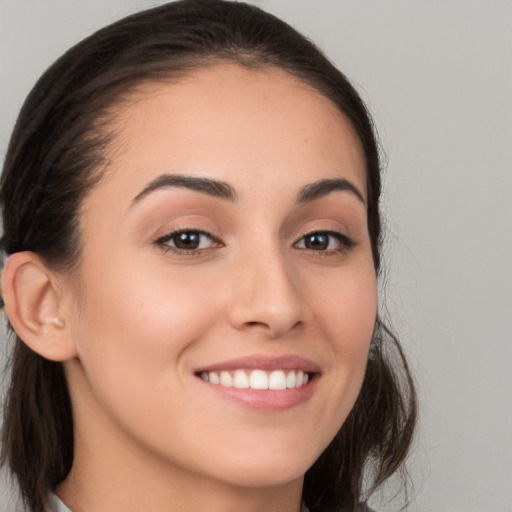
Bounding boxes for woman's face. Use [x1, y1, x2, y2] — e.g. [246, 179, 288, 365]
[62, 64, 377, 490]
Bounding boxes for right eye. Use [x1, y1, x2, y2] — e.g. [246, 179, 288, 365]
[155, 230, 220, 253]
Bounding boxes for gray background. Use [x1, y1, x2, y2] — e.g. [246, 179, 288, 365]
[1, 1, 511, 511]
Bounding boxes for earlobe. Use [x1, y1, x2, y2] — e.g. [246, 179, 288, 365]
[2, 251, 77, 361]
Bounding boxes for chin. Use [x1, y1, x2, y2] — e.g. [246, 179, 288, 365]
[202, 447, 318, 489]
[219, 467, 306, 489]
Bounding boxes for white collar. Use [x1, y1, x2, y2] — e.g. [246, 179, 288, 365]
[48, 493, 72, 512]
[48, 493, 310, 512]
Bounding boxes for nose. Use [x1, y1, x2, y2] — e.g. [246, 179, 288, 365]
[227, 247, 305, 338]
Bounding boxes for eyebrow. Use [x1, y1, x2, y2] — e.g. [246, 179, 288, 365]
[131, 174, 237, 204]
[297, 178, 366, 205]
[131, 174, 365, 206]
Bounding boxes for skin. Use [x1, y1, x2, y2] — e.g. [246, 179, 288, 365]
[55, 64, 377, 512]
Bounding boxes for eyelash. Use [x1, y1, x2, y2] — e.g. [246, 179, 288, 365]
[155, 229, 356, 256]
[293, 230, 356, 255]
[155, 230, 222, 255]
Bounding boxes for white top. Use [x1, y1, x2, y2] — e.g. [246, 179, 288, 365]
[48, 494, 310, 512]
[47, 494, 72, 512]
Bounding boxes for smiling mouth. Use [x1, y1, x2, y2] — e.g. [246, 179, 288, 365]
[196, 369, 313, 390]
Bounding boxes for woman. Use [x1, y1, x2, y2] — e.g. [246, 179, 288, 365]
[0, 1, 416, 511]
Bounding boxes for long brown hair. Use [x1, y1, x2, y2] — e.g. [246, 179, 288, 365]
[0, 1, 416, 511]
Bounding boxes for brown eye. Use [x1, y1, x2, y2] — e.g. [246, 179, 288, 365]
[172, 232, 202, 250]
[157, 230, 218, 252]
[295, 231, 355, 252]
[303, 233, 330, 250]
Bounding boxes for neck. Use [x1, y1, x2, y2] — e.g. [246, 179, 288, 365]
[57, 457, 303, 512]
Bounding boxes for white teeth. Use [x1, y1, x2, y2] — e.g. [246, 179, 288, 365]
[209, 372, 220, 385]
[268, 370, 287, 390]
[286, 371, 296, 389]
[201, 369, 311, 390]
[249, 369, 268, 389]
[233, 369, 249, 388]
[220, 371, 233, 387]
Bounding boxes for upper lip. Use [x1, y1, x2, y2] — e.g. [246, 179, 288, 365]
[195, 354, 321, 374]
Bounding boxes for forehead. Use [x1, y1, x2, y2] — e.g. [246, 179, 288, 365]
[90, 63, 367, 207]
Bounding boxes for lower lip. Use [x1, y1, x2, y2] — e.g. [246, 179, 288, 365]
[198, 376, 318, 411]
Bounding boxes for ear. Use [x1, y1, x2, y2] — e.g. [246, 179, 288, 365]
[2, 251, 78, 361]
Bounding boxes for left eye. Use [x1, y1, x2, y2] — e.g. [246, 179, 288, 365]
[157, 230, 217, 251]
[295, 231, 352, 251]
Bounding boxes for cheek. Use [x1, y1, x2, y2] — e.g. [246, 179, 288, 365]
[283, 261, 377, 460]
[68, 260, 222, 426]
[309, 261, 377, 400]
[337, 277, 377, 352]
[69, 264, 221, 416]
[310, 261, 377, 349]
[76, 252, 220, 349]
